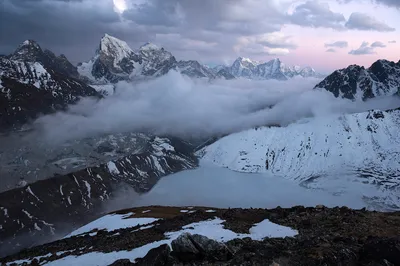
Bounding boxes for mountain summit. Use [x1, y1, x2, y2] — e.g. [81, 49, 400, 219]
[0, 40, 99, 130]
[315, 59, 400, 100]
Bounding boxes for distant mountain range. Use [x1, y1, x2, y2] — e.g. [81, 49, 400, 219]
[1, 33, 399, 131]
[77, 34, 324, 84]
[214, 57, 325, 81]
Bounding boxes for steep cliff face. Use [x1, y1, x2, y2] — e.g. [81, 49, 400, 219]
[315, 59, 400, 100]
[0, 40, 100, 130]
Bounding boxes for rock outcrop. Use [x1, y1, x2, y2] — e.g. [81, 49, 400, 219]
[315, 59, 400, 100]
[1, 206, 399, 266]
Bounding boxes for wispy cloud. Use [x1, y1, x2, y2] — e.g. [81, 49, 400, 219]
[325, 41, 348, 48]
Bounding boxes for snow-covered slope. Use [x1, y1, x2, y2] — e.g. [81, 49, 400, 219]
[200, 109, 400, 208]
[177, 60, 217, 79]
[138, 42, 177, 77]
[77, 34, 142, 83]
[0, 41, 100, 130]
[230, 57, 260, 78]
[315, 59, 400, 100]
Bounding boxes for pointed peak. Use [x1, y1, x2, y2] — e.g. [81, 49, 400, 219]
[11, 39, 43, 60]
[235, 57, 258, 65]
[97, 33, 134, 58]
[140, 42, 161, 51]
[100, 33, 128, 46]
[19, 40, 41, 49]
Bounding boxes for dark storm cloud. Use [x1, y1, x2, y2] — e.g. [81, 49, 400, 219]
[1, 0, 393, 66]
[288, 1, 346, 29]
[0, 0, 293, 64]
[0, 0, 150, 63]
[339, 0, 400, 8]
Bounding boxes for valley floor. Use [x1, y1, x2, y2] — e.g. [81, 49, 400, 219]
[133, 163, 396, 211]
[2, 206, 400, 266]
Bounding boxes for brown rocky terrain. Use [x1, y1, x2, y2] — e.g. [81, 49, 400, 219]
[1, 206, 399, 266]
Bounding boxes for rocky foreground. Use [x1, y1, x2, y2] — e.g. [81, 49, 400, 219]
[1, 206, 400, 266]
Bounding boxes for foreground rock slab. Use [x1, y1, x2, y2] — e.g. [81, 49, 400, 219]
[1, 206, 400, 266]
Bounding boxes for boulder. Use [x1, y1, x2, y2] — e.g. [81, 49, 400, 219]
[135, 244, 174, 266]
[171, 233, 201, 262]
[190, 234, 234, 261]
[171, 232, 233, 262]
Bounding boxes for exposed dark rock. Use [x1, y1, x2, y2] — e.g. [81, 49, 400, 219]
[171, 233, 201, 262]
[315, 59, 400, 100]
[190, 234, 234, 261]
[216, 69, 235, 80]
[135, 244, 175, 266]
[0, 40, 101, 131]
[359, 237, 400, 265]
[109, 259, 134, 266]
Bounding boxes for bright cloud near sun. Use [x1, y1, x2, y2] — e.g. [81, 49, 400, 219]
[113, 0, 127, 13]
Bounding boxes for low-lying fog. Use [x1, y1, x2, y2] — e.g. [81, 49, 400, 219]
[32, 71, 400, 144]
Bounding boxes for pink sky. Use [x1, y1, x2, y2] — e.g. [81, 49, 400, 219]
[254, 1, 400, 72]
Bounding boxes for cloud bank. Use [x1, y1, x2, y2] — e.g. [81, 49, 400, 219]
[345, 12, 395, 32]
[32, 72, 400, 144]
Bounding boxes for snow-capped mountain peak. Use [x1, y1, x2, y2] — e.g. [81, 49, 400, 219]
[299, 66, 316, 77]
[10, 40, 43, 61]
[20, 40, 41, 49]
[98, 34, 136, 65]
[140, 42, 161, 51]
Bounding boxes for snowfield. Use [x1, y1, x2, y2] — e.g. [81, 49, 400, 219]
[64, 212, 159, 238]
[7, 218, 297, 266]
[198, 109, 400, 209]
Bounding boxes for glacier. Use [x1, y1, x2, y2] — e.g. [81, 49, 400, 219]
[199, 109, 400, 209]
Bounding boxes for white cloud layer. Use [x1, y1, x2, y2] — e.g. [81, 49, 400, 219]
[32, 72, 400, 143]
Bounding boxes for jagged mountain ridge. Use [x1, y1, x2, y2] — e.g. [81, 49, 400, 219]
[315, 59, 400, 100]
[0, 40, 100, 130]
[199, 109, 400, 210]
[78, 34, 323, 83]
[0, 135, 198, 257]
[215, 57, 324, 80]
[78, 34, 237, 83]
